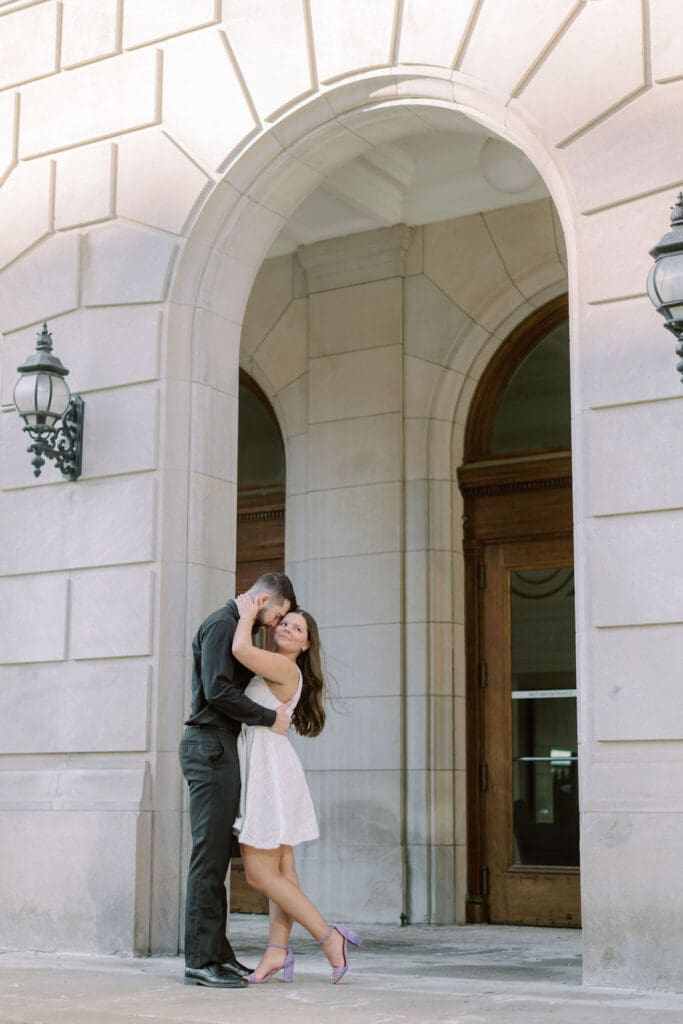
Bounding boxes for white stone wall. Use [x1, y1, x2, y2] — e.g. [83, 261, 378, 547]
[0, 0, 679, 990]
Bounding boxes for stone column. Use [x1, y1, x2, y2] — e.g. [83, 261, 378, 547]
[288, 229, 407, 922]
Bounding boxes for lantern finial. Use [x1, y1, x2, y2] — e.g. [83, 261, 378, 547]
[671, 193, 683, 227]
[36, 322, 54, 352]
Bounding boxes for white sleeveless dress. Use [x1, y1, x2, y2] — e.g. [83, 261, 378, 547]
[233, 672, 319, 849]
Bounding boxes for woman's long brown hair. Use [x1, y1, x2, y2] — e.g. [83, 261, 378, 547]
[292, 610, 326, 737]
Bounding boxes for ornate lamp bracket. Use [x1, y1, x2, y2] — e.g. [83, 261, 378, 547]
[22, 395, 84, 480]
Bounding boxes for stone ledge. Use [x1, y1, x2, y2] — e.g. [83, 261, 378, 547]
[0, 766, 150, 810]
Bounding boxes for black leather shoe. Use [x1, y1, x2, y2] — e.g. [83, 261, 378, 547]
[222, 956, 252, 978]
[184, 963, 248, 988]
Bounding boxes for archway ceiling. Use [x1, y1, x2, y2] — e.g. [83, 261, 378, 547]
[269, 126, 548, 257]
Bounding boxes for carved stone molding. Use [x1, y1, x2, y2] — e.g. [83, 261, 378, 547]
[296, 223, 412, 293]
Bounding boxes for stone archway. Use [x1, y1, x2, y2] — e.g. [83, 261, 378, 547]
[162, 73, 575, 940]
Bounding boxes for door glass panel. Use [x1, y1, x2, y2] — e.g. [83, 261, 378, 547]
[238, 381, 285, 489]
[490, 320, 570, 453]
[510, 567, 579, 867]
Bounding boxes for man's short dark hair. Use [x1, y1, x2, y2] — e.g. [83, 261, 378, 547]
[251, 572, 297, 608]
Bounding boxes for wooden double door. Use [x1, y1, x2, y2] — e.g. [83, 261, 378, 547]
[461, 455, 580, 927]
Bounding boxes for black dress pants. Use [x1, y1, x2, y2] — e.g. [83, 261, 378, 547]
[179, 726, 241, 968]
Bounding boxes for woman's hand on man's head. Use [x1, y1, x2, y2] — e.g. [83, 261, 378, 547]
[236, 592, 267, 621]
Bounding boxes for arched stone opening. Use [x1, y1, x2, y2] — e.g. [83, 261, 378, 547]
[163, 72, 574, 935]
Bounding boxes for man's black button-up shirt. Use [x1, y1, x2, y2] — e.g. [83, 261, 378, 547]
[185, 600, 277, 734]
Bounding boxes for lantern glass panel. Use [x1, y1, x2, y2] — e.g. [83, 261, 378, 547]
[13, 371, 70, 427]
[646, 264, 659, 308]
[652, 252, 683, 312]
[13, 373, 44, 425]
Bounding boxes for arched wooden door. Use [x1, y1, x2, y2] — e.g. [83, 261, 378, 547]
[458, 296, 580, 927]
[231, 371, 286, 913]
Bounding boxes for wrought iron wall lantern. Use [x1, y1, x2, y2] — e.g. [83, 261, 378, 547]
[647, 191, 683, 383]
[13, 322, 84, 480]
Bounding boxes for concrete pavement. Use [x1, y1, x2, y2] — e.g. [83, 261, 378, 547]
[1, 917, 681, 1023]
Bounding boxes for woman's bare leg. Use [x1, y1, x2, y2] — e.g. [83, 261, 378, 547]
[250, 847, 298, 980]
[241, 844, 345, 969]
[268, 847, 298, 946]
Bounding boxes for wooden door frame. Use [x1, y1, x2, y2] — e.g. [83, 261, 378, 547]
[457, 294, 572, 923]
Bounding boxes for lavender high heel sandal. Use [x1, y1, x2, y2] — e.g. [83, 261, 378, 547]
[247, 943, 295, 984]
[316, 924, 363, 984]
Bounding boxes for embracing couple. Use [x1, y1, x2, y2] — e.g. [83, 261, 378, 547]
[178, 572, 362, 989]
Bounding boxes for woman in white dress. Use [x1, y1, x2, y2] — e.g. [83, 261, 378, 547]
[231, 592, 362, 985]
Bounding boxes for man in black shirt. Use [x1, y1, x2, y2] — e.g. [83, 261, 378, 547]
[180, 571, 297, 988]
